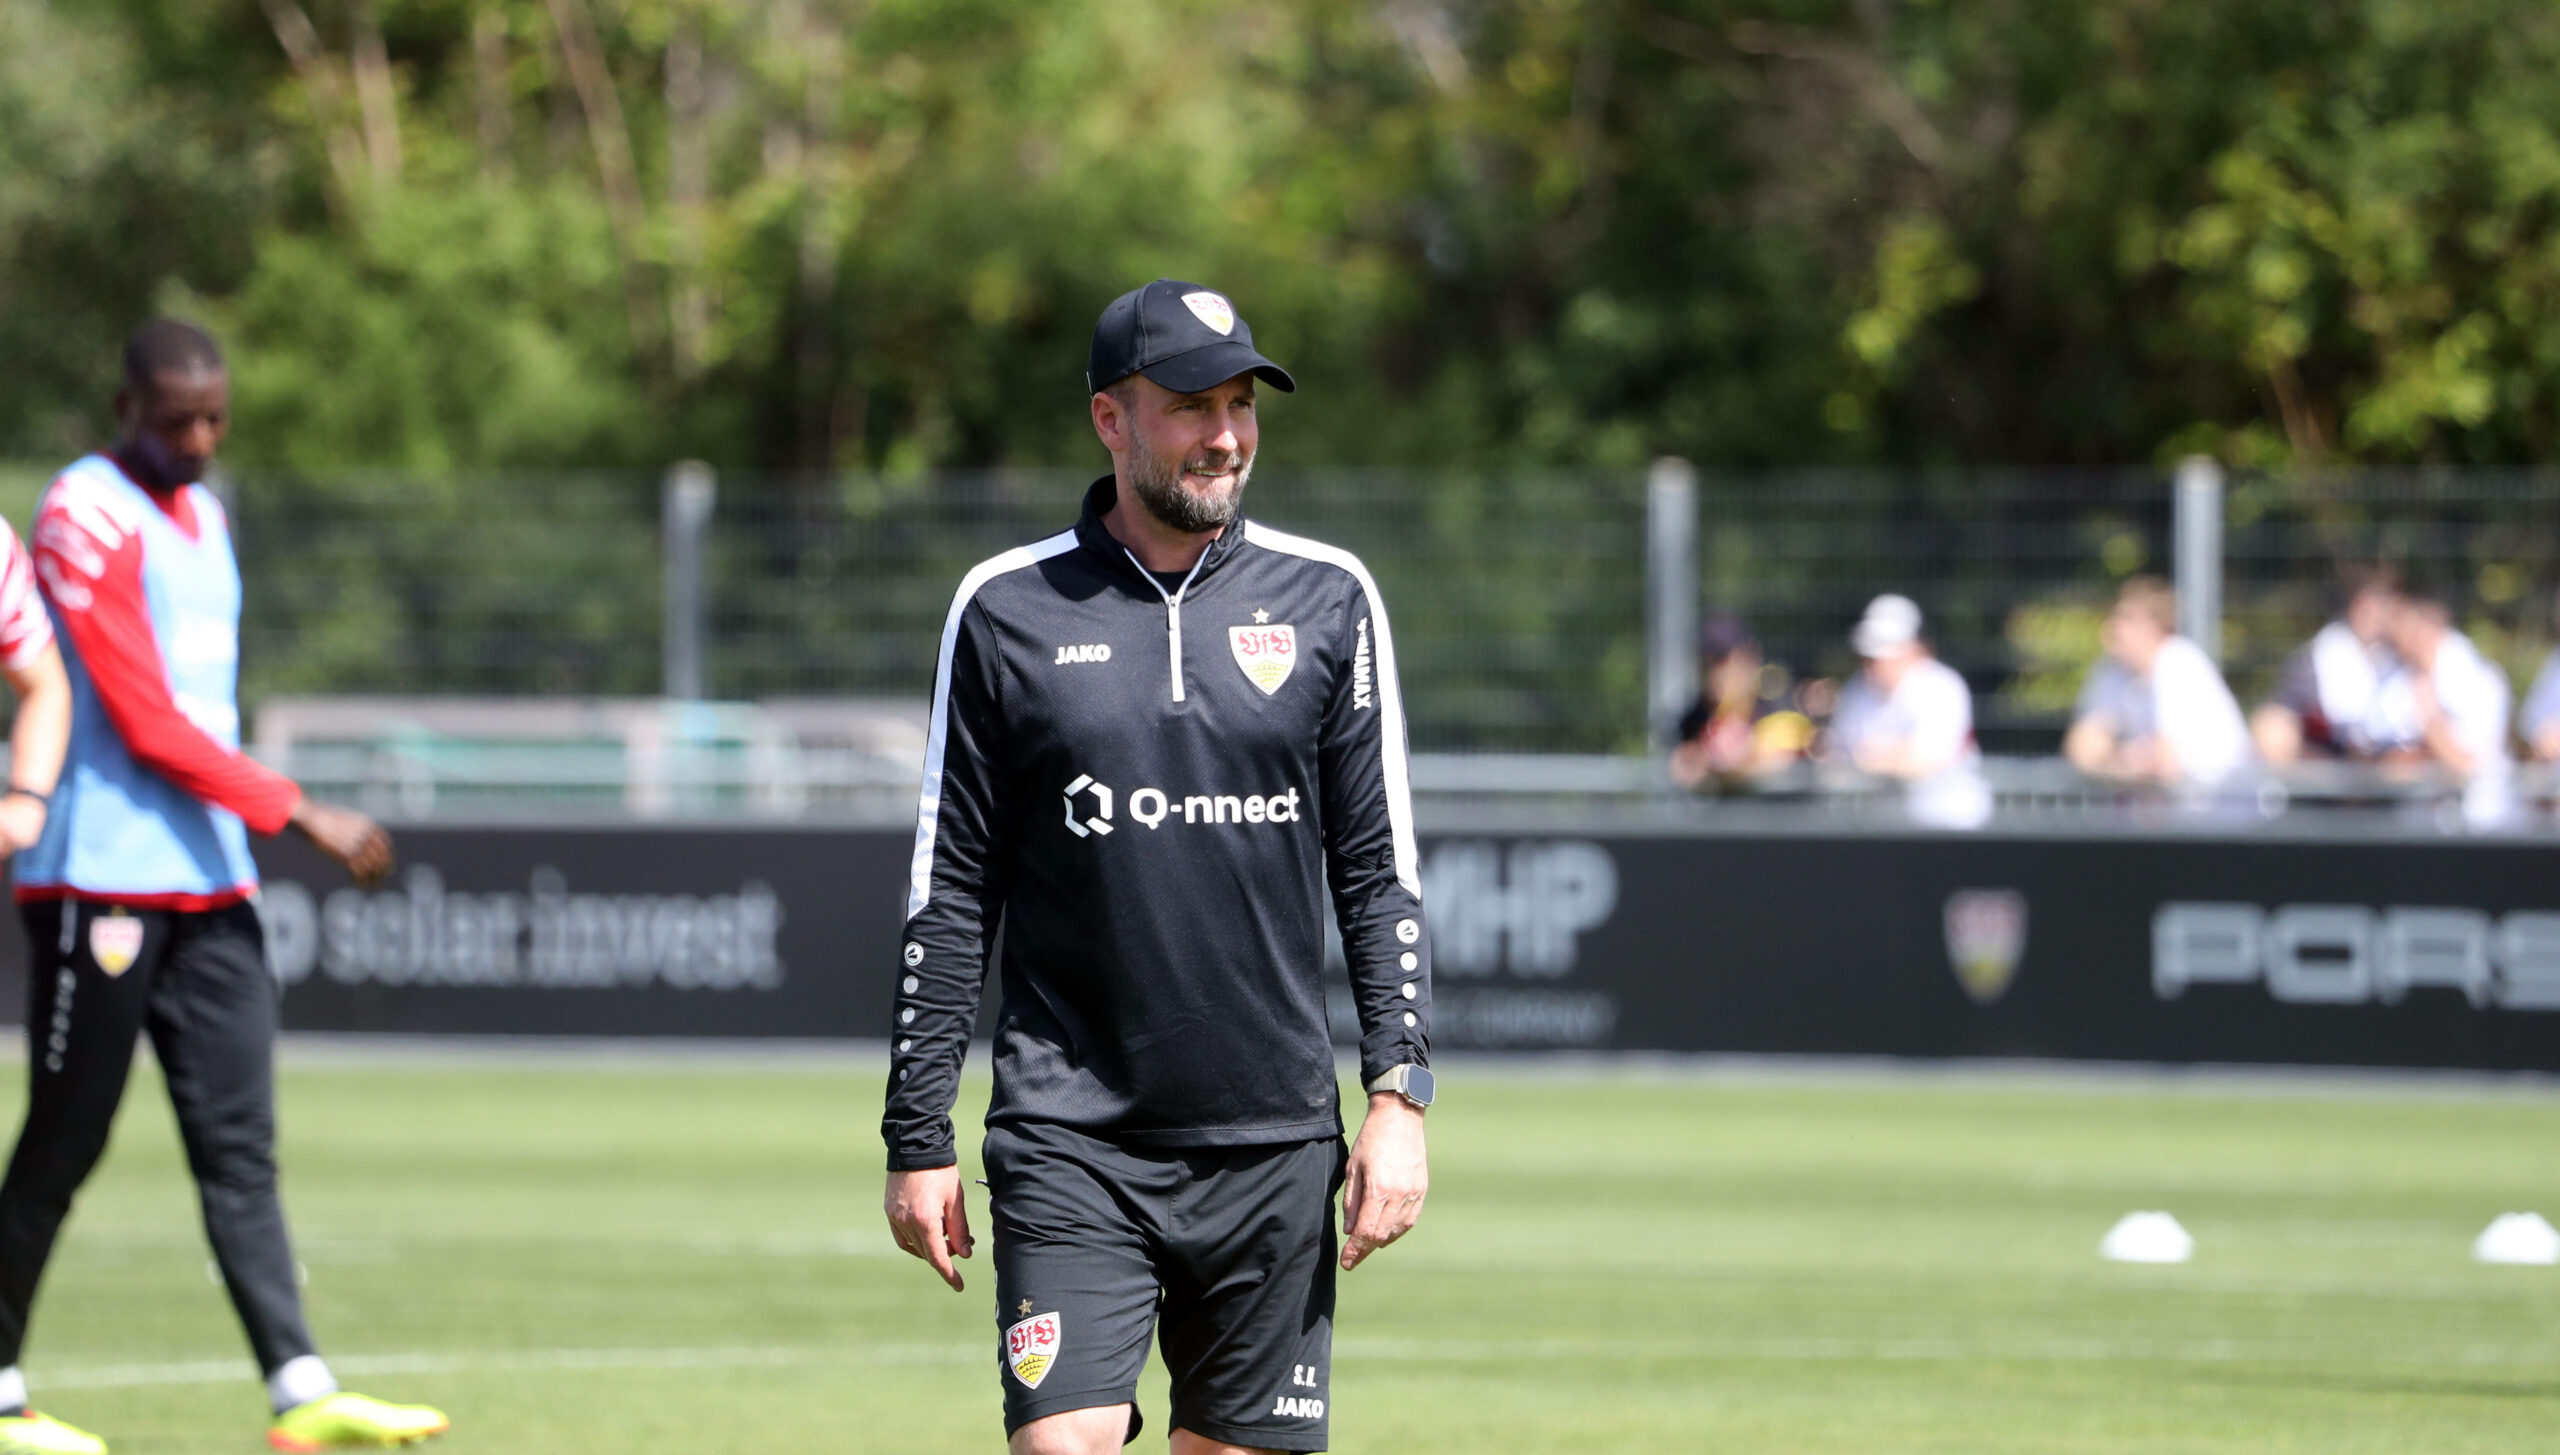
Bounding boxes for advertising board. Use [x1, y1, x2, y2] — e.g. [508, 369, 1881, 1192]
[0, 825, 2551, 1071]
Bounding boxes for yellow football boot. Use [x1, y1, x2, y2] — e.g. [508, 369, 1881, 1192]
[265, 1392, 448, 1452]
[0, 1411, 107, 1455]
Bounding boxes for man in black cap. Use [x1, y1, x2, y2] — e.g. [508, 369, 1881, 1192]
[882, 280, 1434, 1455]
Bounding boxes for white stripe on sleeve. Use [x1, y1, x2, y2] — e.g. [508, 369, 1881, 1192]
[907, 530, 1079, 919]
[1243, 522, 1420, 896]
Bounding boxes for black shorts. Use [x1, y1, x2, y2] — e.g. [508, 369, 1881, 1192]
[985, 1121, 1345, 1451]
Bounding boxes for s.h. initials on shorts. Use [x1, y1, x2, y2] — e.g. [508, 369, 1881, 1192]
[1272, 1361, 1326, 1418]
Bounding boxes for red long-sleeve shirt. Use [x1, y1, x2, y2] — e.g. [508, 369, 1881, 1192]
[30, 478, 300, 839]
[0, 519, 57, 674]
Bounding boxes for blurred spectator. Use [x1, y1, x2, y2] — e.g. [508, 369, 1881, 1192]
[1826, 595, 1988, 828]
[1668, 614, 1815, 790]
[2517, 588, 2560, 762]
[1828, 595, 1974, 779]
[2375, 595, 2513, 824]
[2252, 566, 2406, 763]
[2065, 577, 2251, 788]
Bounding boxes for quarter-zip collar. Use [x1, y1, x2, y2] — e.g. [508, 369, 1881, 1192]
[1074, 474, 1250, 703]
[1073, 475, 1248, 593]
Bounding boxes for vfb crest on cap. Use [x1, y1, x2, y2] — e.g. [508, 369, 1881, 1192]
[89, 912, 144, 978]
[1006, 1311, 1062, 1388]
[1229, 624, 1296, 694]
[1943, 889, 2027, 1004]
[1181, 291, 1236, 335]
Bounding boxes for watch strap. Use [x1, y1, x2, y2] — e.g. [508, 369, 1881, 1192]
[1365, 1063, 1433, 1106]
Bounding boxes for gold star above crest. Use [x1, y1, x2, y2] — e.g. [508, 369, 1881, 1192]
[1018, 1298, 1034, 1317]
[1252, 608, 1271, 624]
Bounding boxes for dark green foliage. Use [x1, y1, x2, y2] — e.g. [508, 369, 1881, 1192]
[9, 0, 2560, 476]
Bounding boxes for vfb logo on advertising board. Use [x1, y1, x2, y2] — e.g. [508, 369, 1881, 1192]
[1943, 889, 2028, 1006]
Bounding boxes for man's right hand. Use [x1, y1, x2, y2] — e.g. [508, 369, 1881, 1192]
[884, 1166, 974, 1291]
[0, 795, 45, 855]
[289, 798, 394, 888]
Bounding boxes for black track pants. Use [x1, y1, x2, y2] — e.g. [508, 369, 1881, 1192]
[0, 900, 317, 1374]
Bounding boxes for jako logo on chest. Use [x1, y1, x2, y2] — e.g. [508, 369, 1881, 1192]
[1053, 643, 1113, 664]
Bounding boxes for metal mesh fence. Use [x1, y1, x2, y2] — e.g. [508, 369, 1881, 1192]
[1693, 470, 2172, 752]
[208, 467, 1649, 755]
[701, 469, 1647, 752]
[233, 471, 666, 699]
[2221, 470, 2560, 711]
[1694, 468, 2560, 754]
[2, 460, 2558, 760]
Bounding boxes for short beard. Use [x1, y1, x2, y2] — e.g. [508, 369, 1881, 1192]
[1124, 425, 1252, 535]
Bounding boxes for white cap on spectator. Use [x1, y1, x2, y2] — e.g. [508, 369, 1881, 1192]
[1853, 594, 1924, 658]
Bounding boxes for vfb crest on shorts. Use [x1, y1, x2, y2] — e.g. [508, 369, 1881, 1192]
[1006, 1310, 1062, 1389]
[1228, 624, 1296, 695]
[1943, 888, 2027, 1005]
[89, 912, 143, 978]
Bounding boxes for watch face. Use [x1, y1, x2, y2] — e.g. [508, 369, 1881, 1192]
[1405, 1065, 1435, 1107]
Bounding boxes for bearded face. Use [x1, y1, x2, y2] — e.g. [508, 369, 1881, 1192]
[1123, 411, 1254, 534]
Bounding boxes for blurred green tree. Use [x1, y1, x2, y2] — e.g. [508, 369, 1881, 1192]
[8, 0, 2560, 476]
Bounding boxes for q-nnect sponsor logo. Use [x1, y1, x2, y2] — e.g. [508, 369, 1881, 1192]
[254, 865, 785, 992]
[2153, 901, 2560, 1010]
[1062, 773, 1304, 834]
[1062, 774, 1116, 837]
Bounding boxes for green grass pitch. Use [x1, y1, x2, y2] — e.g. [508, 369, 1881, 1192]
[8, 1049, 2560, 1452]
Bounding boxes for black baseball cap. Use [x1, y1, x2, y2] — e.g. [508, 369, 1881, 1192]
[1086, 279, 1296, 395]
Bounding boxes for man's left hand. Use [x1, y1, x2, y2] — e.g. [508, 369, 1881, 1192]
[1341, 1091, 1428, 1270]
[290, 798, 395, 888]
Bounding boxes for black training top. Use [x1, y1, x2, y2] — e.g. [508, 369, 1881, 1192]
[881, 477, 1433, 1170]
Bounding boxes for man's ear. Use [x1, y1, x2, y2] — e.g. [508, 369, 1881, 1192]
[1090, 390, 1124, 452]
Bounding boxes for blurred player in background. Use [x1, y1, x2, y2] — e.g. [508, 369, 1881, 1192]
[0, 525, 71, 860]
[0, 323, 447, 1455]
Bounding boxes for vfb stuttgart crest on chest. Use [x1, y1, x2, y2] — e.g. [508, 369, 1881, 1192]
[1229, 623, 1296, 695]
[1006, 1310, 1062, 1388]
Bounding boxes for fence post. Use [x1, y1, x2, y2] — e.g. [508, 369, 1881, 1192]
[662, 460, 717, 700]
[2173, 456, 2224, 662]
[1646, 457, 1699, 756]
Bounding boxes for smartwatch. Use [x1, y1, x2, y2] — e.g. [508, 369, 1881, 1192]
[1365, 1064, 1435, 1109]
